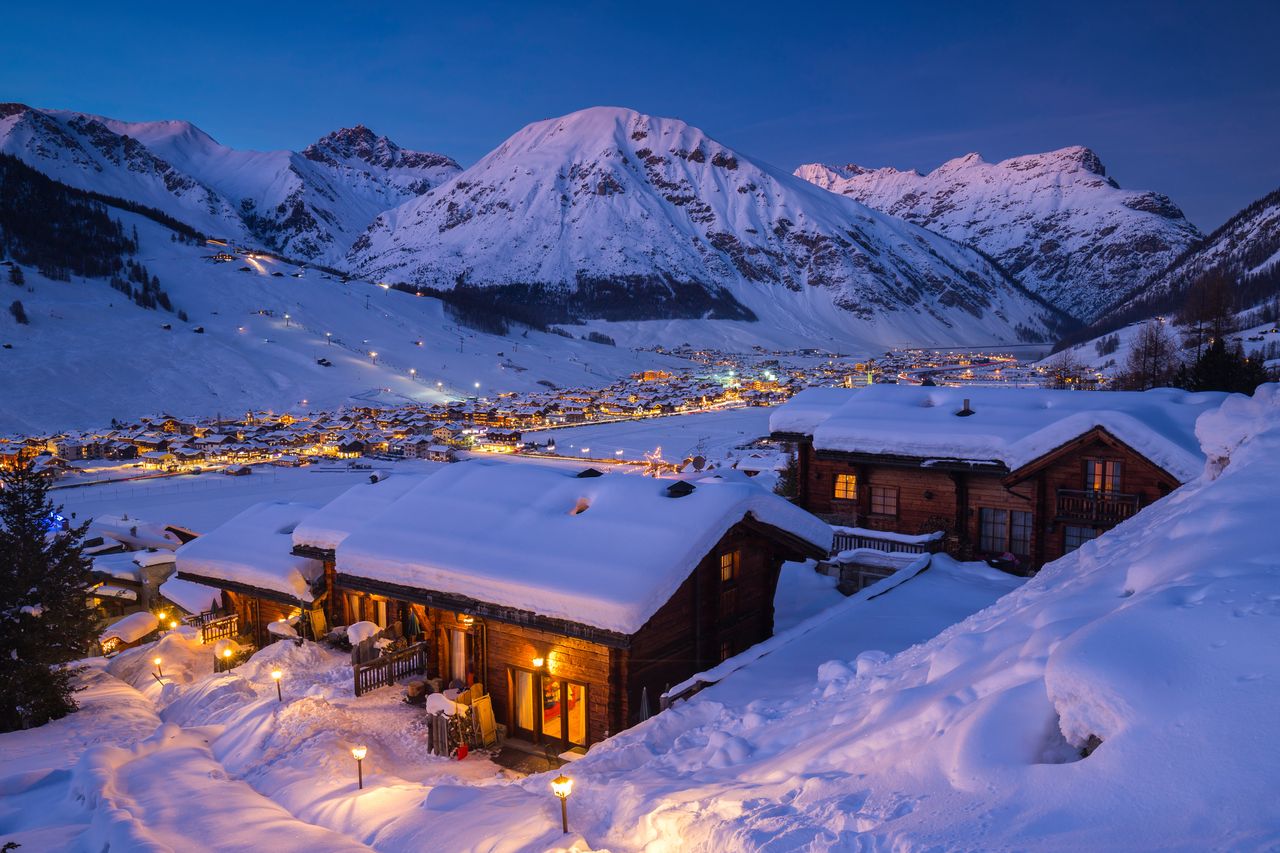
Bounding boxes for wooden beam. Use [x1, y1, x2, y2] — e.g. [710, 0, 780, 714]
[334, 572, 633, 649]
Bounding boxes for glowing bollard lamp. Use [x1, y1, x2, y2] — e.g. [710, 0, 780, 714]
[153, 657, 163, 678]
[271, 669, 283, 702]
[551, 773, 573, 834]
[352, 745, 368, 789]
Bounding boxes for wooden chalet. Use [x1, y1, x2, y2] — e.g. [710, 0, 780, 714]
[292, 464, 830, 749]
[174, 501, 321, 647]
[771, 386, 1227, 571]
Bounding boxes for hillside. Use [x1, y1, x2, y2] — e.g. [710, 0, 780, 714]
[351, 107, 1065, 348]
[796, 147, 1202, 323]
[0, 104, 460, 265]
[0, 211, 686, 434]
[1108, 184, 1280, 322]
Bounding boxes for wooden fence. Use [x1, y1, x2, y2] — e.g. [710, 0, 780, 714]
[831, 530, 943, 556]
[354, 641, 429, 697]
[183, 609, 219, 628]
[201, 614, 239, 644]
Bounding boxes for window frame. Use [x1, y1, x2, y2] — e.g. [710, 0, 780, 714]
[833, 472, 857, 501]
[1064, 525, 1100, 553]
[719, 549, 740, 585]
[869, 485, 898, 517]
[1084, 458, 1123, 493]
[978, 507, 1033, 557]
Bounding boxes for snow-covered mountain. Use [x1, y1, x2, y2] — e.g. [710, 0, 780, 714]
[0, 104, 459, 264]
[1109, 184, 1280, 318]
[351, 107, 1064, 347]
[0, 212, 684, 434]
[795, 147, 1202, 323]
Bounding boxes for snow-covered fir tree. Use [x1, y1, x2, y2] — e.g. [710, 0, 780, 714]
[0, 460, 97, 730]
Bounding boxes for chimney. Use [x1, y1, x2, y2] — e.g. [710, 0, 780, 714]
[957, 398, 975, 417]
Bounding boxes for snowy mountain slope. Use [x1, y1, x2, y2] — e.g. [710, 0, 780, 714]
[0, 214, 688, 434]
[796, 147, 1203, 323]
[0, 104, 459, 264]
[351, 107, 1064, 347]
[1108, 184, 1280, 319]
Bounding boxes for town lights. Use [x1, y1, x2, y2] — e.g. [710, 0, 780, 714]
[153, 656, 163, 677]
[551, 774, 573, 833]
[271, 669, 283, 702]
[352, 745, 368, 789]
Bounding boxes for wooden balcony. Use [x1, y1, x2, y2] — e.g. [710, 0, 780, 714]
[1055, 488, 1140, 526]
[830, 526, 944, 556]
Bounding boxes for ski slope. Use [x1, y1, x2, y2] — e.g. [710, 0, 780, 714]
[0, 214, 690, 433]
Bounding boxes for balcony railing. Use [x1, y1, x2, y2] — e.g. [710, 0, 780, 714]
[830, 526, 944, 557]
[1056, 488, 1140, 526]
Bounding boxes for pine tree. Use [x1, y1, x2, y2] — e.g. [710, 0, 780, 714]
[8, 266, 23, 287]
[774, 450, 800, 499]
[9, 300, 28, 325]
[0, 460, 97, 731]
[1185, 337, 1273, 394]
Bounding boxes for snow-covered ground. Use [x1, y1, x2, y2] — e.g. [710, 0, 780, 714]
[526, 407, 774, 464]
[5, 387, 1279, 850]
[55, 463, 435, 534]
[0, 213, 691, 434]
[1046, 316, 1280, 379]
[0, 554, 1012, 852]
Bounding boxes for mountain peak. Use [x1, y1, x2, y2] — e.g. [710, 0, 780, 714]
[303, 126, 459, 172]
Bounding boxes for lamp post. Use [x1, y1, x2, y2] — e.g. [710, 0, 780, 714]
[551, 774, 573, 833]
[284, 313, 291, 327]
[326, 331, 332, 346]
[352, 745, 368, 789]
[409, 368, 416, 381]
[271, 669, 283, 702]
[153, 656, 163, 678]
[369, 351, 378, 364]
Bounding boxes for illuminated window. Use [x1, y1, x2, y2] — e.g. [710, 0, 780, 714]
[1085, 459, 1123, 493]
[719, 550, 740, 584]
[870, 486, 898, 517]
[833, 472, 857, 500]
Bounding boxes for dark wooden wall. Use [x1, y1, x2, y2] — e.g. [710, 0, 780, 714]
[798, 428, 1182, 569]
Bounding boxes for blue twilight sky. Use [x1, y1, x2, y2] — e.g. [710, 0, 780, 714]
[3, 0, 1277, 230]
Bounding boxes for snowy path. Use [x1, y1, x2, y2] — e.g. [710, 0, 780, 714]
[71, 723, 373, 852]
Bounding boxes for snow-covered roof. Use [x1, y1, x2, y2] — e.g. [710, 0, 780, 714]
[159, 576, 222, 616]
[770, 386, 1228, 482]
[175, 501, 322, 602]
[335, 461, 832, 635]
[291, 474, 421, 552]
[101, 610, 157, 643]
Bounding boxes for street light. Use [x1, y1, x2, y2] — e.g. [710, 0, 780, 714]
[169, 620, 179, 630]
[153, 656, 163, 678]
[284, 313, 291, 327]
[369, 351, 378, 364]
[271, 669, 283, 702]
[409, 368, 416, 380]
[326, 331, 332, 346]
[551, 774, 573, 833]
[352, 745, 368, 789]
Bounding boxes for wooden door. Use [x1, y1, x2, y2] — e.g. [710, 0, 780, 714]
[507, 666, 537, 741]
